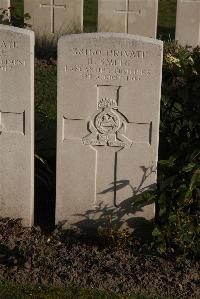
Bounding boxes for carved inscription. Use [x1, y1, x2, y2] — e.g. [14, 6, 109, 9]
[114, 0, 144, 33]
[0, 40, 26, 72]
[64, 47, 151, 82]
[40, 0, 67, 34]
[0, 40, 18, 48]
[0, 58, 25, 72]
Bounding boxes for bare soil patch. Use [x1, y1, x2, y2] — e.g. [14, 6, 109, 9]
[0, 218, 199, 298]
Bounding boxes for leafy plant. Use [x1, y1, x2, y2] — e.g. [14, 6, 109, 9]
[0, 5, 30, 28]
[145, 44, 200, 257]
[98, 218, 131, 248]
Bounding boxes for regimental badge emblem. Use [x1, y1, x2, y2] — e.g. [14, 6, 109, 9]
[83, 86, 132, 148]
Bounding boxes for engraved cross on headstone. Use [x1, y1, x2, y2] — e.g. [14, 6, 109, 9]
[63, 85, 151, 206]
[0, 111, 25, 135]
[114, 0, 142, 33]
[40, 0, 67, 34]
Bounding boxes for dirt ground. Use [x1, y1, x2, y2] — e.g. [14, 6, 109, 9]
[0, 218, 199, 299]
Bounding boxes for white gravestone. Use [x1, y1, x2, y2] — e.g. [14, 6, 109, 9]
[176, 0, 200, 48]
[0, 25, 34, 226]
[0, 0, 10, 21]
[0, 0, 10, 10]
[24, 0, 83, 39]
[98, 0, 158, 38]
[56, 33, 163, 232]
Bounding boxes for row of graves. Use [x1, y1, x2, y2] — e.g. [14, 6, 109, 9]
[1, 0, 200, 48]
[0, 1, 196, 234]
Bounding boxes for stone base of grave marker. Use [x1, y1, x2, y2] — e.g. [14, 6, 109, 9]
[0, 25, 34, 227]
[56, 33, 163, 236]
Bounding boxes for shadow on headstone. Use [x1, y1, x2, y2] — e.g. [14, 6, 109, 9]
[59, 165, 156, 242]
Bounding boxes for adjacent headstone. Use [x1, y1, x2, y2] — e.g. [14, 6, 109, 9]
[24, 0, 83, 39]
[176, 0, 200, 48]
[56, 33, 163, 233]
[98, 0, 158, 38]
[0, 25, 34, 226]
[0, 0, 10, 10]
[0, 0, 10, 22]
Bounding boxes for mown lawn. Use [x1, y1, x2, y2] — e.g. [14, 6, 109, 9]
[157, 0, 176, 39]
[11, 0, 176, 38]
[0, 284, 164, 299]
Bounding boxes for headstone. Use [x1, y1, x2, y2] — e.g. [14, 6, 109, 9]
[56, 33, 163, 233]
[98, 0, 158, 38]
[175, 0, 200, 48]
[0, 25, 34, 226]
[0, 0, 10, 10]
[24, 0, 83, 39]
[0, 0, 10, 22]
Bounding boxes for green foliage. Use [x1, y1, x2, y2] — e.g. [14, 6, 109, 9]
[148, 44, 200, 257]
[0, 5, 30, 28]
[10, 9, 30, 29]
[0, 8, 9, 25]
[84, 0, 98, 32]
[98, 222, 130, 248]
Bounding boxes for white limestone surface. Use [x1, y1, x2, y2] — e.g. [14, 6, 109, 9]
[0, 0, 10, 9]
[56, 33, 163, 233]
[24, 0, 83, 39]
[0, 25, 34, 226]
[176, 0, 200, 47]
[0, 0, 10, 20]
[98, 0, 158, 38]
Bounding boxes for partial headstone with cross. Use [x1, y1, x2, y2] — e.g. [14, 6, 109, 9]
[56, 33, 163, 234]
[98, 0, 158, 38]
[24, 0, 83, 40]
[0, 0, 11, 23]
[0, 25, 34, 226]
[176, 0, 200, 48]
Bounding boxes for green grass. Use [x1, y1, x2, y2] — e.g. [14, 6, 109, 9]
[157, 0, 177, 40]
[11, 0, 176, 39]
[84, 0, 98, 32]
[35, 63, 57, 119]
[0, 284, 164, 299]
[11, 0, 23, 16]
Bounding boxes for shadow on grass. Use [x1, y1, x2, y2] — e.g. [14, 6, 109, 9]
[157, 26, 175, 41]
[34, 62, 57, 232]
[34, 116, 56, 232]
